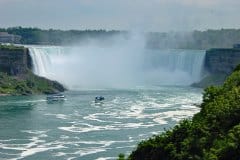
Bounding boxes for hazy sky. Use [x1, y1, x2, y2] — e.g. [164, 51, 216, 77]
[0, 0, 239, 31]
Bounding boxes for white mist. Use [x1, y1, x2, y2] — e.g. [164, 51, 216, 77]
[29, 34, 205, 90]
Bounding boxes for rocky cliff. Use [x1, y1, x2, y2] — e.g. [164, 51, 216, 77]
[0, 45, 32, 75]
[0, 44, 65, 95]
[205, 48, 240, 74]
[193, 47, 240, 87]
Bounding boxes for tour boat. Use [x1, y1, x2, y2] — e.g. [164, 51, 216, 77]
[95, 96, 105, 103]
[47, 93, 65, 101]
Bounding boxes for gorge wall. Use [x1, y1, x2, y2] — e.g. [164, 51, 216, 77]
[205, 48, 240, 74]
[193, 47, 240, 87]
[0, 46, 32, 75]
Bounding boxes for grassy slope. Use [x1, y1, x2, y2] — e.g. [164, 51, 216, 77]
[191, 74, 228, 88]
[0, 71, 65, 95]
[120, 65, 240, 160]
[0, 44, 25, 51]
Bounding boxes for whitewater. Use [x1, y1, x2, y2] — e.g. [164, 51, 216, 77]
[0, 86, 202, 160]
[0, 38, 205, 159]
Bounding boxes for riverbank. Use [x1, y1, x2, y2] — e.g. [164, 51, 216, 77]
[0, 71, 65, 96]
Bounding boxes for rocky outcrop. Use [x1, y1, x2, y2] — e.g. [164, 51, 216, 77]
[0, 46, 32, 75]
[0, 44, 65, 95]
[193, 47, 240, 88]
[205, 48, 240, 74]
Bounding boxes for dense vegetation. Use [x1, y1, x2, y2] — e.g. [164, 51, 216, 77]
[0, 44, 25, 51]
[0, 71, 65, 96]
[0, 27, 124, 45]
[1, 27, 240, 49]
[147, 29, 240, 49]
[191, 74, 227, 88]
[118, 65, 240, 160]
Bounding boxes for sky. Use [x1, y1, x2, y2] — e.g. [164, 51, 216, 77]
[0, 0, 240, 32]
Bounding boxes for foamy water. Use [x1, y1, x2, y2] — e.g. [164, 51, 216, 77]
[0, 86, 202, 160]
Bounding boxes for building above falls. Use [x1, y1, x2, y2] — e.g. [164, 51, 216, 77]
[0, 32, 21, 44]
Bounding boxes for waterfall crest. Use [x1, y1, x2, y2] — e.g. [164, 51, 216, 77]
[29, 46, 205, 89]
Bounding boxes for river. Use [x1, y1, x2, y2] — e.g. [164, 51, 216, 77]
[0, 86, 202, 160]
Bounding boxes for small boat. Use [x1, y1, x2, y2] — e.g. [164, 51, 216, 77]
[47, 93, 65, 101]
[95, 96, 105, 103]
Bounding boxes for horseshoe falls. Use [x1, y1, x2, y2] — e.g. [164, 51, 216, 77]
[28, 46, 206, 90]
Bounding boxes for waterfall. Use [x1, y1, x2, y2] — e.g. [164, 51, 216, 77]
[29, 46, 206, 89]
[143, 49, 206, 85]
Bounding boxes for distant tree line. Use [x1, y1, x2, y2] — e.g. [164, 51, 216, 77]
[0, 43, 24, 51]
[146, 29, 240, 49]
[0, 27, 126, 45]
[1, 27, 240, 49]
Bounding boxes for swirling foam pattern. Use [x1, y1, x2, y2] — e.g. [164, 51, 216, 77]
[0, 86, 202, 160]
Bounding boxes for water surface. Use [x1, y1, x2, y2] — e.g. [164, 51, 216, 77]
[0, 86, 202, 160]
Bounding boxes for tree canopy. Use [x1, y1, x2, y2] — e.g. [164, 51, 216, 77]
[1, 27, 240, 49]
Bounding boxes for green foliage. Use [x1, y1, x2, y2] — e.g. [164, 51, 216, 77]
[0, 27, 123, 45]
[205, 124, 240, 159]
[146, 29, 240, 49]
[191, 74, 227, 88]
[118, 153, 126, 160]
[128, 66, 240, 160]
[2, 27, 240, 49]
[0, 71, 65, 95]
[0, 44, 25, 51]
[233, 64, 240, 72]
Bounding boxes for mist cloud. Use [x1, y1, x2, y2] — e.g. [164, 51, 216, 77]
[29, 33, 205, 89]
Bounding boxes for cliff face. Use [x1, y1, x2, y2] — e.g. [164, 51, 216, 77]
[0, 45, 65, 95]
[0, 46, 32, 75]
[192, 48, 240, 88]
[205, 48, 240, 74]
